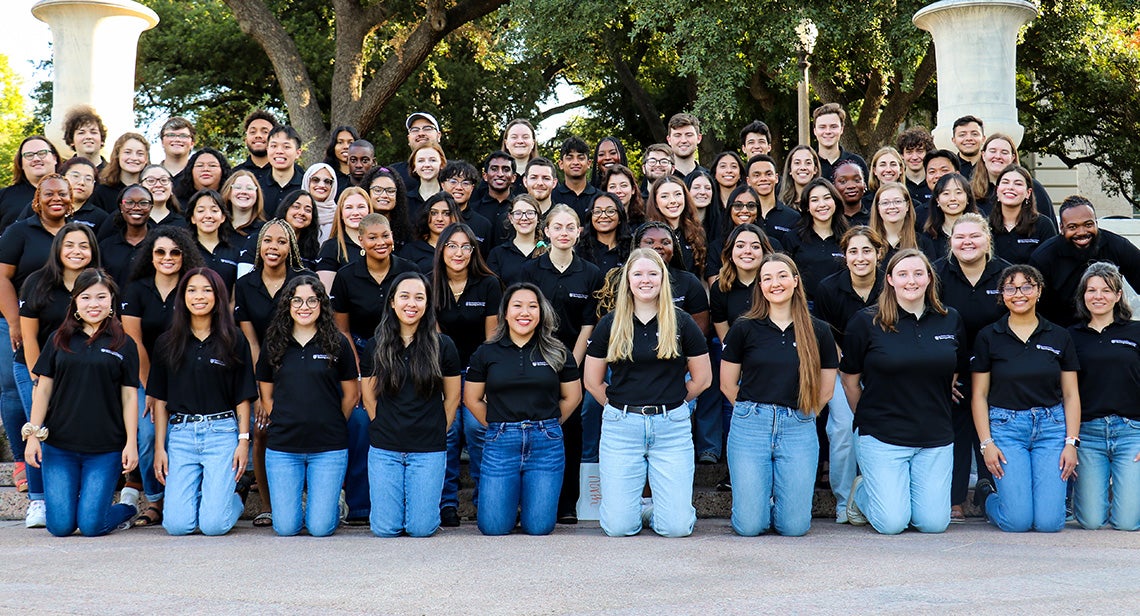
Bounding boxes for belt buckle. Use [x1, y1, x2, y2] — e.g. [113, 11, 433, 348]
[188, 414, 204, 422]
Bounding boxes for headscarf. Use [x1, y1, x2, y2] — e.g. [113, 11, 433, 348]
[302, 162, 339, 243]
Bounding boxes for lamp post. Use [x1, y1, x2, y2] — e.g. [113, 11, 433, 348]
[795, 18, 819, 147]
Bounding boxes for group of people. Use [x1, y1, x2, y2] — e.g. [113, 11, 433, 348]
[1, 99, 1138, 540]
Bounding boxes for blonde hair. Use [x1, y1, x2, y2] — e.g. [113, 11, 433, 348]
[330, 187, 372, 262]
[869, 182, 919, 251]
[875, 248, 947, 332]
[220, 170, 266, 233]
[605, 248, 680, 362]
[868, 147, 904, 194]
[949, 212, 994, 262]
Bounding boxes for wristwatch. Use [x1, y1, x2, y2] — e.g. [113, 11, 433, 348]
[1065, 436, 1080, 448]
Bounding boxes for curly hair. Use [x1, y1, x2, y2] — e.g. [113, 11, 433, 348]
[262, 275, 344, 370]
[129, 226, 205, 282]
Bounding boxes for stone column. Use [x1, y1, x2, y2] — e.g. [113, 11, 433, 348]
[913, 0, 1037, 149]
[31, 0, 159, 156]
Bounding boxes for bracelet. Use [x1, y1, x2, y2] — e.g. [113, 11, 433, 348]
[238, 433, 251, 441]
[979, 438, 994, 453]
[20, 422, 48, 441]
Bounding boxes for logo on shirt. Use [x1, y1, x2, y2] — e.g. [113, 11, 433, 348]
[1111, 339, 1138, 348]
[774, 225, 791, 233]
[532, 361, 549, 367]
[934, 334, 956, 341]
[219, 259, 238, 266]
[76, 220, 95, 228]
[985, 289, 1001, 295]
[569, 293, 589, 299]
[209, 358, 227, 367]
[464, 302, 485, 308]
[672, 295, 686, 304]
[100, 348, 123, 360]
[1036, 344, 1061, 356]
[830, 252, 843, 258]
[312, 353, 334, 360]
[1017, 238, 1041, 245]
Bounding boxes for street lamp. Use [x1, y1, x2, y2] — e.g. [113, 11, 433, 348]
[796, 18, 819, 147]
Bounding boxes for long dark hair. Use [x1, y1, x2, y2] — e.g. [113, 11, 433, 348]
[988, 164, 1040, 236]
[709, 151, 745, 206]
[796, 178, 848, 242]
[360, 166, 413, 247]
[720, 184, 760, 235]
[262, 275, 344, 370]
[24, 223, 100, 312]
[274, 190, 320, 262]
[54, 268, 128, 352]
[413, 192, 460, 241]
[178, 147, 231, 198]
[129, 226, 205, 282]
[716, 223, 774, 293]
[186, 189, 234, 247]
[323, 125, 359, 170]
[923, 172, 978, 239]
[488, 282, 567, 370]
[601, 164, 646, 225]
[577, 191, 632, 268]
[431, 223, 498, 314]
[370, 272, 442, 398]
[158, 267, 242, 372]
[589, 136, 628, 187]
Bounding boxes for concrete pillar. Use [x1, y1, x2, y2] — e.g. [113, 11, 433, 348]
[31, 0, 158, 157]
[913, 0, 1037, 150]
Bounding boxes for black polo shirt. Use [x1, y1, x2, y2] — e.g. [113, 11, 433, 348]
[722, 316, 838, 408]
[233, 219, 266, 264]
[466, 336, 580, 423]
[0, 217, 58, 293]
[977, 181, 1058, 228]
[397, 239, 436, 274]
[813, 270, 882, 347]
[926, 228, 949, 261]
[362, 334, 461, 453]
[991, 216, 1057, 265]
[16, 272, 70, 365]
[34, 330, 139, 453]
[259, 164, 305, 213]
[315, 235, 362, 273]
[256, 334, 358, 453]
[933, 256, 1009, 353]
[471, 192, 514, 248]
[436, 274, 503, 366]
[843, 207, 871, 227]
[710, 278, 754, 327]
[487, 241, 540, 286]
[1069, 320, 1140, 421]
[758, 202, 799, 245]
[0, 181, 36, 234]
[121, 277, 176, 354]
[907, 178, 933, 210]
[971, 315, 1079, 410]
[552, 182, 598, 222]
[98, 231, 146, 291]
[458, 207, 494, 257]
[234, 267, 315, 343]
[703, 234, 785, 281]
[669, 268, 709, 317]
[232, 157, 269, 179]
[519, 253, 603, 350]
[577, 239, 626, 275]
[329, 255, 418, 343]
[148, 333, 257, 416]
[67, 202, 109, 236]
[586, 308, 707, 407]
[840, 306, 966, 447]
[673, 230, 699, 275]
[881, 234, 938, 267]
[820, 149, 868, 185]
[197, 240, 242, 291]
[1029, 230, 1140, 327]
[783, 231, 844, 302]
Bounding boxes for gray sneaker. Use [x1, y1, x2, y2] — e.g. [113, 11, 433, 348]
[846, 476, 868, 526]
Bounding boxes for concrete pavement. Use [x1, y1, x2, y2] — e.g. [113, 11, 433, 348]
[2, 518, 1138, 614]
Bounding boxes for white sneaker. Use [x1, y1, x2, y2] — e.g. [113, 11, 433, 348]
[846, 476, 868, 526]
[25, 500, 46, 528]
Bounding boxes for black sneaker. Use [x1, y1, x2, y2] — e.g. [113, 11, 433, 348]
[716, 472, 732, 492]
[440, 506, 461, 527]
[235, 473, 255, 506]
[973, 478, 996, 509]
[557, 512, 578, 525]
[697, 451, 719, 465]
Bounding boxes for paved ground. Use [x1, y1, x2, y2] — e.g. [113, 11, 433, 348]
[3, 518, 1139, 615]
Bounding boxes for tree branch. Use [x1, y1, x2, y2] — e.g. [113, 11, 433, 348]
[533, 96, 600, 123]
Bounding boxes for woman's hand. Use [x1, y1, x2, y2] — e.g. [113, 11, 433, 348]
[984, 444, 1006, 480]
[24, 438, 42, 469]
[8, 328, 20, 353]
[154, 447, 168, 485]
[1060, 444, 1079, 481]
[232, 442, 249, 482]
[122, 442, 139, 474]
[950, 380, 964, 404]
[143, 395, 156, 420]
[255, 402, 270, 431]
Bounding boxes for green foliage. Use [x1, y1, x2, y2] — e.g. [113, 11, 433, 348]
[0, 55, 35, 186]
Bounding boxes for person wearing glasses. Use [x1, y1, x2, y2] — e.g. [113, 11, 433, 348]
[301, 163, 339, 244]
[441, 162, 492, 257]
[487, 195, 545, 285]
[1, 136, 60, 234]
[971, 264, 1081, 533]
[158, 117, 196, 181]
[389, 113, 441, 189]
[176, 148, 231, 206]
[98, 185, 154, 291]
[399, 192, 460, 275]
[640, 145, 676, 199]
[577, 192, 632, 275]
[57, 158, 109, 233]
[140, 164, 188, 228]
[360, 166, 414, 251]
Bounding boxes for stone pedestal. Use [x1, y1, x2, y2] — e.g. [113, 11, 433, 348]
[913, 0, 1037, 149]
[31, 0, 158, 156]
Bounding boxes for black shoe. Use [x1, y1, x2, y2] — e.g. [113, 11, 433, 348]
[235, 473, 255, 506]
[697, 451, 719, 465]
[716, 472, 732, 492]
[440, 506, 460, 527]
[557, 512, 578, 525]
[973, 478, 996, 509]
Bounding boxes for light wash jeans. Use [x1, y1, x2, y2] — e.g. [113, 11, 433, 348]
[477, 418, 565, 536]
[599, 403, 696, 538]
[825, 372, 857, 521]
[983, 405, 1067, 533]
[728, 401, 818, 536]
[1075, 415, 1140, 530]
[368, 446, 446, 537]
[854, 434, 952, 535]
[162, 415, 243, 536]
[41, 443, 136, 537]
[265, 448, 348, 537]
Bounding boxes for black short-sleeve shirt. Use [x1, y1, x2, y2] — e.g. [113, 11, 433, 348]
[197, 240, 242, 291]
[34, 330, 140, 453]
[586, 308, 708, 407]
[97, 231, 146, 287]
[992, 216, 1057, 265]
[971, 315, 1080, 410]
[148, 333, 257, 415]
[435, 274, 502, 366]
[812, 270, 882, 348]
[233, 267, 315, 343]
[783, 231, 844, 302]
[17, 271, 71, 365]
[669, 268, 710, 317]
[466, 337, 580, 423]
[933, 256, 1010, 354]
[487, 241, 540, 286]
[1069, 320, 1140, 421]
[722, 316, 839, 408]
[0, 181, 35, 235]
[840, 306, 966, 447]
[0, 217, 57, 291]
[256, 333, 358, 453]
[520, 254, 603, 350]
[710, 278, 755, 327]
[758, 202, 800, 245]
[315, 236, 362, 273]
[363, 334, 461, 453]
[397, 239, 436, 275]
[121, 277, 177, 355]
[329, 256, 418, 345]
[458, 207, 494, 257]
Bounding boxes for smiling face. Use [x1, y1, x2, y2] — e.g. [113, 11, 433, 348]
[509, 203, 539, 235]
[639, 226, 674, 264]
[505, 289, 541, 339]
[76, 282, 113, 328]
[902, 146, 927, 173]
[653, 180, 687, 223]
[151, 236, 184, 277]
[190, 196, 223, 234]
[341, 194, 370, 231]
[259, 223, 290, 270]
[982, 138, 1015, 178]
[245, 119, 273, 157]
[73, 122, 104, 157]
[596, 141, 621, 169]
[559, 150, 590, 181]
[290, 284, 320, 327]
[759, 259, 797, 306]
[813, 113, 843, 149]
[937, 178, 969, 217]
[407, 118, 439, 150]
[950, 221, 989, 266]
[59, 230, 93, 272]
[590, 196, 620, 233]
[887, 256, 930, 307]
[360, 221, 394, 262]
[1061, 204, 1098, 250]
[444, 175, 475, 207]
[21, 139, 57, 182]
[285, 195, 313, 230]
[505, 124, 535, 160]
[1001, 271, 1039, 316]
[688, 175, 713, 209]
[605, 173, 634, 207]
[627, 256, 663, 303]
[714, 157, 740, 189]
[729, 192, 758, 226]
[192, 153, 222, 190]
[391, 278, 428, 329]
[876, 187, 909, 225]
[544, 211, 579, 250]
[845, 235, 878, 278]
[364, 176, 395, 213]
[874, 154, 902, 184]
[667, 124, 701, 158]
[746, 160, 778, 197]
[267, 134, 299, 171]
[1083, 275, 1121, 320]
[996, 170, 1030, 208]
[413, 148, 442, 182]
[483, 157, 515, 193]
[925, 156, 956, 191]
[524, 165, 555, 201]
[141, 167, 173, 203]
[952, 122, 983, 157]
[118, 139, 149, 175]
[228, 174, 259, 212]
[807, 185, 836, 224]
[731, 231, 764, 273]
[118, 186, 153, 228]
[308, 168, 334, 201]
[443, 230, 474, 274]
[743, 132, 770, 157]
[334, 131, 355, 164]
[184, 274, 216, 318]
[790, 150, 816, 187]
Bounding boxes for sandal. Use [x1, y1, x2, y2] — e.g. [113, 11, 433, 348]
[133, 503, 164, 527]
[253, 512, 273, 527]
[13, 462, 27, 493]
[950, 505, 967, 523]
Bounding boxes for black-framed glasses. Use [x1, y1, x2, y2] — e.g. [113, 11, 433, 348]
[592, 207, 619, 217]
[370, 186, 398, 196]
[122, 199, 153, 209]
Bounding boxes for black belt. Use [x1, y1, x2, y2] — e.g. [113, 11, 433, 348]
[615, 403, 683, 415]
[169, 411, 236, 425]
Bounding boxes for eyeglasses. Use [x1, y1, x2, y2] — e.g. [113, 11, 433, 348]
[444, 242, 474, 254]
[153, 248, 183, 258]
[65, 172, 95, 185]
[408, 126, 437, 134]
[1001, 283, 1038, 297]
[122, 199, 153, 209]
[142, 177, 171, 187]
[162, 132, 192, 141]
[231, 184, 259, 193]
[309, 177, 334, 187]
[290, 296, 320, 308]
[510, 210, 537, 220]
[445, 178, 476, 188]
[592, 207, 619, 217]
[645, 157, 673, 167]
[21, 150, 52, 161]
[370, 186, 398, 197]
[730, 201, 758, 211]
[193, 162, 221, 170]
[879, 198, 909, 207]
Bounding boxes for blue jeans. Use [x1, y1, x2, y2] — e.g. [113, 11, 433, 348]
[581, 390, 603, 463]
[854, 434, 952, 535]
[692, 338, 724, 458]
[162, 415, 243, 536]
[477, 418, 565, 536]
[12, 361, 44, 500]
[825, 372, 857, 521]
[443, 406, 485, 510]
[599, 404, 695, 538]
[265, 448, 348, 537]
[136, 386, 163, 501]
[1075, 416, 1140, 530]
[368, 446, 446, 537]
[0, 319, 24, 468]
[727, 401, 818, 537]
[984, 405, 1067, 532]
[40, 443, 136, 537]
[344, 405, 370, 519]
